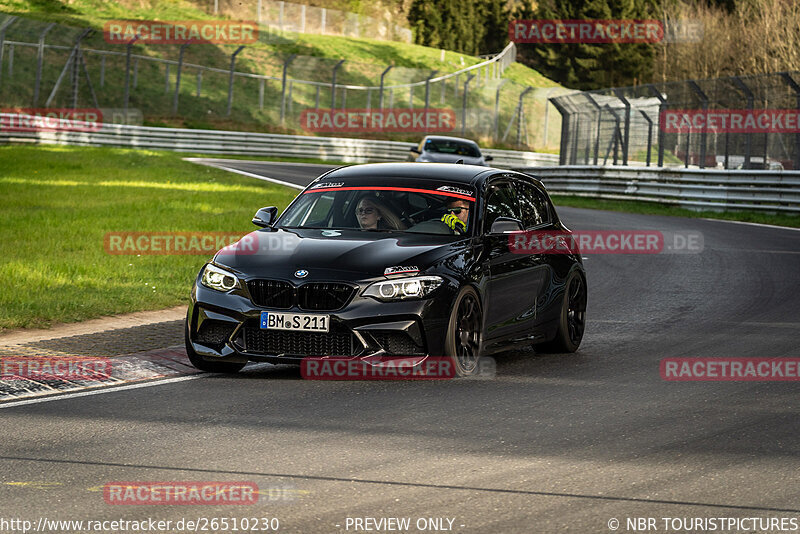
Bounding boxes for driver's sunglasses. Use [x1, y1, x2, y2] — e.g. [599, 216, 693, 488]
[356, 207, 376, 215]
[446, 207, 466, 214]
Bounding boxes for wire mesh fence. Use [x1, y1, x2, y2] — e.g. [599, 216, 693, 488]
[209, 0, 412, 43]
[551, 72, 800, 169]
[0, 13, 563, 152]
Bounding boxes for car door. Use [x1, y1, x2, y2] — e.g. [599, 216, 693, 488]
[482, 179, 537, 346]
[514, 178, 554, 337]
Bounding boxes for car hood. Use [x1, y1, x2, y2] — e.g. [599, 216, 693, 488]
[214, 228, 465, 280]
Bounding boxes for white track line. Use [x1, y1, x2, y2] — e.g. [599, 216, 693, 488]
[0, 374, 205, 410]
[699, 218, 800, 232]
[185, 159, 306, 190]
[196, 159, 340, 168]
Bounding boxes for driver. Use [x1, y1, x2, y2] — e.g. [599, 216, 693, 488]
[440, 199, 470, 234]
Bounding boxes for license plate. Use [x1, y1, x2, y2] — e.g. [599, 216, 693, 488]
[260, 311, 329, 333]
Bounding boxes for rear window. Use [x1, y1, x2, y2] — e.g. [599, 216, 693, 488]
[424, 139, 481, 158]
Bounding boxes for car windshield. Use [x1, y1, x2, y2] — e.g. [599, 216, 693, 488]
[278, 183, 475, 235]
[424, 139, 481, 157]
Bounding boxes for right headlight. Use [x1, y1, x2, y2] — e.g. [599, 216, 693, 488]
[362, 275, 444, 302]
[200, 263, 240, 292]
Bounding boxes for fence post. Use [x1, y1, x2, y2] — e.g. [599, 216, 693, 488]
[173, 41, 191, 114]
[516, 86, 533, 148]
[257, 0, 262, 25]
[639, 110, 653, 167]
[330, 59, 345, 108]
[731, 77, 756, 169]
[424, 70, 438, 133]
[494, 79, 508, 142]
[542, 87, 558, 147]
[226, 45, 246, 116]
[0, 16, 18, 89]
[280, 53, 296, 124]
[688, 80, 709, 168]
[321, 8, 326, 34]
[613, 88, 631, 166]
[647, 85, 667, 167]
[197, 69, 204, 97]
[6, 44, 12, 79]
[66, 29, 94, 110]
[300, 4, 306, 33]
[461, 74, 475, 136]
[584, 94, 602, 165]
[258, 77, 264, 110]
[549, 97, 570, 166]
[379, 65, 392, 109]
[122, 35, 141, 112]
[779, 72, 800, 171]
[33, 23, 56, 106]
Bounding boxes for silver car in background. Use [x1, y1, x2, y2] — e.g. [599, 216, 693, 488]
[409, 135, 493, 166]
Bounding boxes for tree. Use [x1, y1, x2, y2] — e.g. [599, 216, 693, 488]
[513, 0, 659, 89]
[408, 0, 511, 56]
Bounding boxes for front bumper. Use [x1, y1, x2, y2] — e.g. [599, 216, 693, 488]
[187, 278, 457, 365]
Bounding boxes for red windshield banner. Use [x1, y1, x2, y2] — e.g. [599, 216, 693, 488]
[303, 186, 475, 202]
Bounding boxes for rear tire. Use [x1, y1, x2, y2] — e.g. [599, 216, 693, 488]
[534, 271, 586, 353]
[185, 315, 246, 373]
[445, 286, 483, 377]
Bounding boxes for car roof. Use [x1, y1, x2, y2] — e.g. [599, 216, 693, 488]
[320, 162, 494, 185]
[422, 135, 481, 146]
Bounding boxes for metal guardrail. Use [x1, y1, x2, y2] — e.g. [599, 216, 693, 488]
[519, 166, 800, 213]
[0, 115, 559, 167]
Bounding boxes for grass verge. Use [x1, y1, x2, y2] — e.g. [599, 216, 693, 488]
[0, 145, 298, 331]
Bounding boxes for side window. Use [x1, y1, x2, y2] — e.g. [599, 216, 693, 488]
[516, 181, 551, 229]
[484, 181, 521, 231]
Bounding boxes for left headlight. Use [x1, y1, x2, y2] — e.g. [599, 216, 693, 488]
[362, 275, 444, 302]
[200, 263, 241, 292]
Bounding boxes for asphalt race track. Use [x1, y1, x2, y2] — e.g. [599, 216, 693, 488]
[1, 160, 798, 533]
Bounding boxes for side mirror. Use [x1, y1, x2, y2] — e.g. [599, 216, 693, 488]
[490, 217, 524, 234]
[410, 146, 421, 154]
[252, 206, 278, 228]
[484, 154, 493, 162]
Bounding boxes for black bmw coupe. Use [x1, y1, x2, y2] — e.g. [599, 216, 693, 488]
[185, 163, 586, 377]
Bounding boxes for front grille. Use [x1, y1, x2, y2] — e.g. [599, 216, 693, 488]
[371, 332, 426, 355]
[243, 324, 359, 357]
[247, 280, 293, 309]
[298, 283, 356, 311]
[196, 319, 237, 349]
[247, 280, 356, 311]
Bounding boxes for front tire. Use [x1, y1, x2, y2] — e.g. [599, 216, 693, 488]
[185, 316, 246, 373]
[445, 286, 483, 377]
[534, 271, 586, 353]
